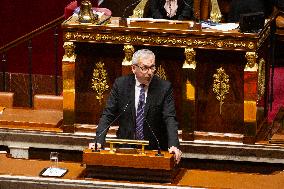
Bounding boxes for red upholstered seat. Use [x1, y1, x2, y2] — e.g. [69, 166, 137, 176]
[64, 1, 78, 19]
[34, 94, 63, 110]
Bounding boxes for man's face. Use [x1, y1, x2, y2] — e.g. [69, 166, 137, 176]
[132, 57, 156, 85]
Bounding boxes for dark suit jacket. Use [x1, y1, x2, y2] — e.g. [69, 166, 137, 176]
[96, 74, 180, 151]
[148, 0, 194, 20]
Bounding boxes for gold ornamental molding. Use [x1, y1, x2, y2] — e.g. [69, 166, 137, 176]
[213, 67, 230, 115]
[91, 61, 109, 105]
[64, 32, 257, 51]
[62, 42, 76, 62]
[245, 52, 258, 71]
[183, 48, 196, 69]
[122, 45, 134, 66]
[257, 58, 266, 101]
[155, 65, 167, 80]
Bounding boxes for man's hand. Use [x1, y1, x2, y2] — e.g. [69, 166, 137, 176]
[88, 142, 102, 150]
[168, 146, 182, 164]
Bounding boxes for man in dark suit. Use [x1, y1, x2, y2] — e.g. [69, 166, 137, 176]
[148, 0, 194, 20]
[89, 49, 182, 163]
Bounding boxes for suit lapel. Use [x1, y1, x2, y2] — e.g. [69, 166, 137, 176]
[144, 76, 158, 118]
[127, 75, 136, 126]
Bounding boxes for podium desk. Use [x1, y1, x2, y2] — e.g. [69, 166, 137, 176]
[83, 149, 177, 183]
[62, 16, 273, 144]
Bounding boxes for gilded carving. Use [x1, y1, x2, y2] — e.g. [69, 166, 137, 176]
[216, 41, 223, 48]
[257, 58, 266, 101]
[65, 32, 72, 40]
[245, 52, 258, 71]
[248, 42, 255, 50]
[62, 42, 76, 62]
[210, 0, 222, 23]
[183, 48, 196, 69]
[91, 61, 109, 105]
[130, 0, 148, 18]
[78, 0, 98, 24]
[155, 65, 167, 80]
[213, 67, 230, 115]
[122, 45, 134, 66]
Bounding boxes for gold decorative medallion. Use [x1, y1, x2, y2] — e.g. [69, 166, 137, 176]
[183, 48, 196, 69]
[257, 58, 265, 101]
[122, 45, 134, 65]
[91, 61, 109, 105]
[155, 65, 167, 80]
[213, 67, 230, 115]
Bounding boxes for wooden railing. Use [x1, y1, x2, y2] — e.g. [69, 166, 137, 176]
[0, 15, 65, 107]
[0, 16, 64, 53]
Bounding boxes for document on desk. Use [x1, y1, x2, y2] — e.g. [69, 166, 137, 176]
[40, 167, 68, 177]
[202, 23, 239, 31]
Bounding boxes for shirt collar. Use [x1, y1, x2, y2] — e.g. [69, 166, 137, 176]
[135, 76, 148, 88]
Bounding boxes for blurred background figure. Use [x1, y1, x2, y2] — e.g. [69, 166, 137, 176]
[148, 0, 194, 20]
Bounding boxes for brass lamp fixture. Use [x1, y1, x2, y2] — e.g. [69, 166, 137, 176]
[78, 0, 98, 23]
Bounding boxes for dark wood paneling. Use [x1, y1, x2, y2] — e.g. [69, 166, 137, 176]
[195, 49, 245, 134]
[75, 43, 123, 124]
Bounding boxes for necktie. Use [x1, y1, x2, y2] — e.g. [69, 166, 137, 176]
[136, 84, 145, 140]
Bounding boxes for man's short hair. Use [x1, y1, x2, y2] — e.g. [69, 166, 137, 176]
[132, 49, 155, 65]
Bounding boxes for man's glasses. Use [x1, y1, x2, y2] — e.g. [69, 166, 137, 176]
[135, 64, 156, 73]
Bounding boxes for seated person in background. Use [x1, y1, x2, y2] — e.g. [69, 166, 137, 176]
[148, 0, 194, 20]
[227, 0, 275, 22]
[89, 49, 182, 164]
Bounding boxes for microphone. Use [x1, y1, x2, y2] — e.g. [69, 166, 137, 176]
[122, 0, 142, 19]
[93, 101, 131, 152]
[144, 119, 164, 157]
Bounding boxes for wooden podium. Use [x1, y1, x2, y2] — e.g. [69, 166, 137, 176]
[82, 140, 178, 183]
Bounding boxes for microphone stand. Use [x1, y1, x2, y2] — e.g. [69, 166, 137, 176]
[93, 140, 100, 152]
[93, 102, 131, 152]
[145, 119, 164, 157]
